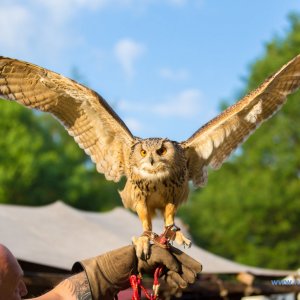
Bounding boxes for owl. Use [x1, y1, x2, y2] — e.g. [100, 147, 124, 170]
[0, 55, 300, 258]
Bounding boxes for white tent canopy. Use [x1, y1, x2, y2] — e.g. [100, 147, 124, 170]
[0, 201, 293, 276]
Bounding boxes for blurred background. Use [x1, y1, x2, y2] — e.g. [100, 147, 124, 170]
[1, 0, 300, 271]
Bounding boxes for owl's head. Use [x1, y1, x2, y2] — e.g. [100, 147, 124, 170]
[129, 138, 185, 180]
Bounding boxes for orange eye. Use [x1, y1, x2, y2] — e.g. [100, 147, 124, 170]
[140, 149, 147, 157]
[157, 147, 167, 156]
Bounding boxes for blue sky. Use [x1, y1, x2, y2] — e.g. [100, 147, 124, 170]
[1, 0, 300, 141]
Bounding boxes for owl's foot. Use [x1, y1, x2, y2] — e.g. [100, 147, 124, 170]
[174, 230, 192, 248]
[132, 235, 150, 259]
[164, 224, 192, 248]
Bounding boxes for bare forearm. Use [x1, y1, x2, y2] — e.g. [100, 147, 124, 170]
[60, 271, 91, 300]
[26, 272, 92, 300]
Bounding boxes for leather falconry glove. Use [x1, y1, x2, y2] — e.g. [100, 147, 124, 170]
[138, 245, 202, 292]
[162, 245, 203, 296]
[73, 244, 202, 300]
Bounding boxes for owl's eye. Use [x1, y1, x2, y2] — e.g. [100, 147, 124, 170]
[140, 149, 147, 157]
[157, 146, 167, 156]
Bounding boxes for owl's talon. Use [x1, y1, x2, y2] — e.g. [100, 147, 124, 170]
[132, 235, 150, 259]
[174, 230, 192, 248]
[163, 224, 192, 248]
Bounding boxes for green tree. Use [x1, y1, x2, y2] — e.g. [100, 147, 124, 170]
[181, 13, 300, 269]
[0, 82, 122, 211]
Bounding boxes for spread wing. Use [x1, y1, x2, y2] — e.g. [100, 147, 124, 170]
[181, 54, 300, 187]
[0, 56, 135, 182]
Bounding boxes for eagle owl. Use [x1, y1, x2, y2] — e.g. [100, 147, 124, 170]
[1, 55, 300, 258]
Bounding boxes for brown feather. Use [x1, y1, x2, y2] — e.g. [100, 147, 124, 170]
[181, 54, 300, 187]
[0, 57, 134, 182]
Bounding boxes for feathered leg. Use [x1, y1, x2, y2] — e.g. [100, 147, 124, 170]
[132, 200, 152, 258]
[164, 203, 192, 247]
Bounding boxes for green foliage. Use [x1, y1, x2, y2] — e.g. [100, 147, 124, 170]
[181, 13, 300, 269]
[0, 100, 122, 211]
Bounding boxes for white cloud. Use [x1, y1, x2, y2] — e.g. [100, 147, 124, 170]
[37, 0, 109, 21]
[0, 0, 202, 61]
[116, 88, 218, 140]
[114, 38, 146, 79]
[153, 89, 203, 117]
[165, 0, 204, 8]
[0, 4, 32, 52]
[118, 88, 206, 118]
[0, 1, 73, 60]
[166, 0, 187, 6]
[123, 117, 143, 132]
[117, 98, 147, 113]
[159, 67, 189, 81]
[0, 0, 115, 60]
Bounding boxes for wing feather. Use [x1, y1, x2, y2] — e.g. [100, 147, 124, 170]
[0, 57, 134, 182]
[182, 54, 300, 187]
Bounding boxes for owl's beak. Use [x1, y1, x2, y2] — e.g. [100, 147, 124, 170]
[149, 156, 154, 166]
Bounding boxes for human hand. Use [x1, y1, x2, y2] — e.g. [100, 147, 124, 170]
[138, 244, 202, 292]
[76, 244, 202, 299]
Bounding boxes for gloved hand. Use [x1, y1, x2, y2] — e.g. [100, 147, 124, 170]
[138, 245, 202, 293]
[73, 244, 202, 300]
[162, 245, 202, 296]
